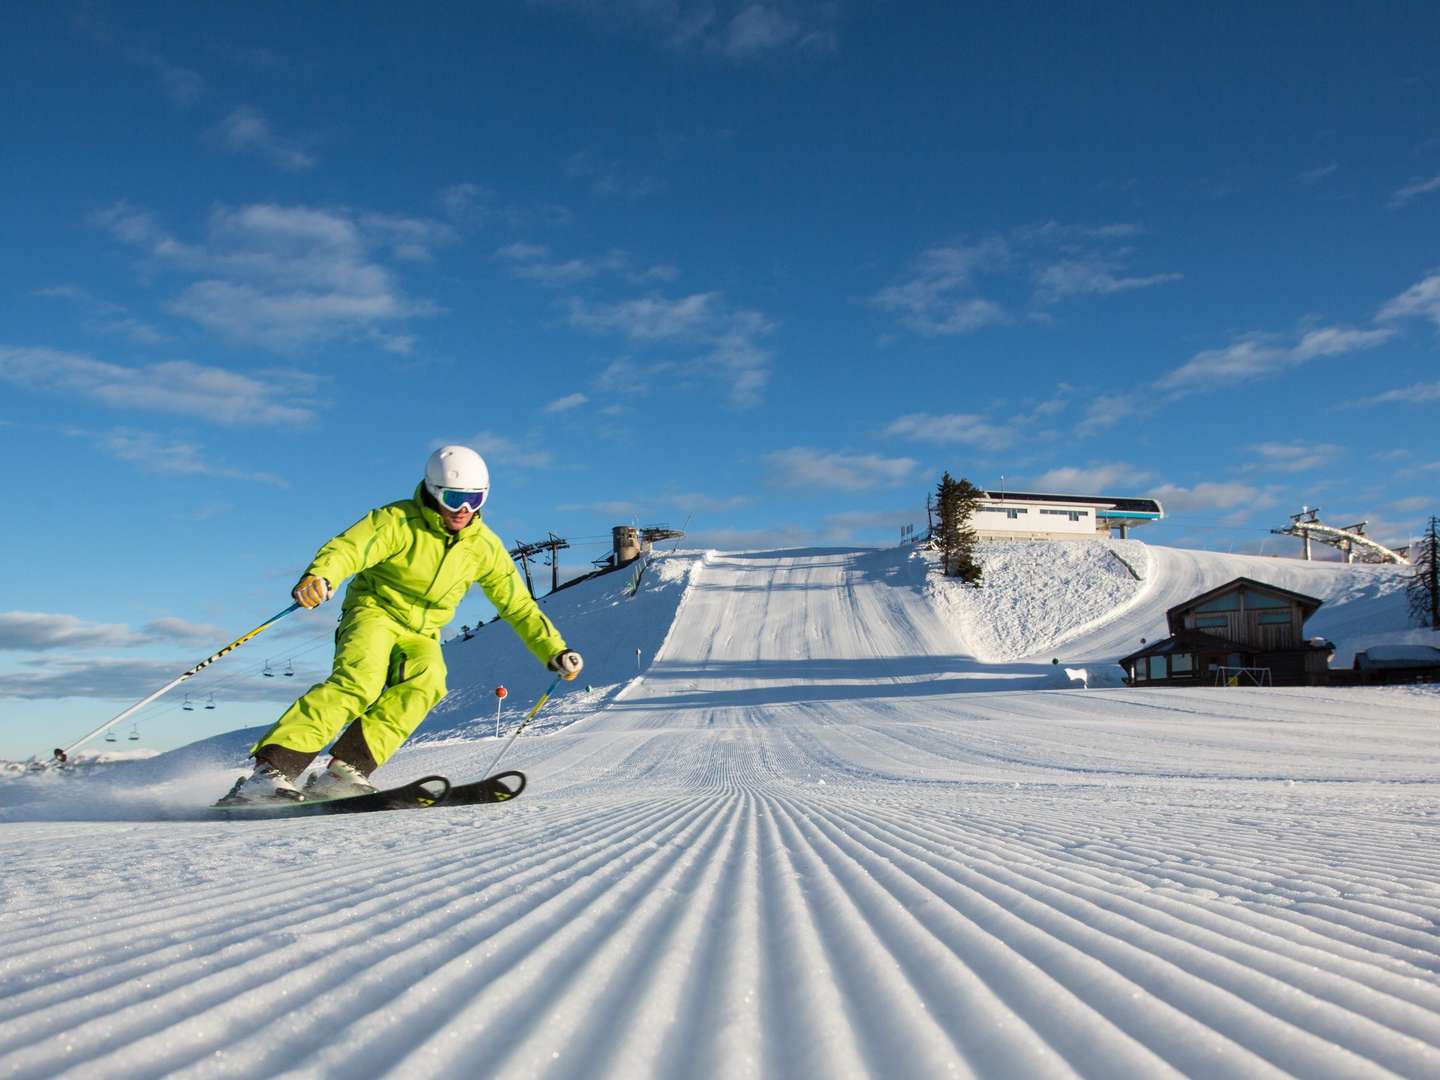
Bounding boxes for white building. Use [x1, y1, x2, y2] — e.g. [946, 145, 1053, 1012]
[971, 490, 1164, 540]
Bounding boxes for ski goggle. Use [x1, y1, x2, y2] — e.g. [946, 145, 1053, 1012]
[438, 487, 488, 513]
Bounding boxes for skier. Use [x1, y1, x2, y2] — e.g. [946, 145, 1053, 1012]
[219, 445, 583, 805]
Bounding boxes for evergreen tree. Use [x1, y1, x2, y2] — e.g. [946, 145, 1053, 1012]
[1409, 515, 1440, 630]
[934, 472, 983, 584]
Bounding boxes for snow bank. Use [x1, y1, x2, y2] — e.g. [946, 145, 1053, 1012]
[924, 539, 1151, 663]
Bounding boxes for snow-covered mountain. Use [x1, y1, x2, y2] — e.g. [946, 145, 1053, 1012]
[2, 541, 1437, 1078]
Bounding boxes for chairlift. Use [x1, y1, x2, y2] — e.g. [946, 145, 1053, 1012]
[183, 694, 195, 712]
[128, 724, 139, 742]
[205, 694, 216, 711]
[283, 659, 295, 677]
[105, 730, 118, 743]
[262, 661, 274, 678]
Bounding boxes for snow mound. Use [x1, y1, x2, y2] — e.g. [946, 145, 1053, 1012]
[926, 540, 1151, 662]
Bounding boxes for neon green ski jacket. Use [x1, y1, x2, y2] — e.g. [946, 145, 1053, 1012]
[303, 484, 566, 664]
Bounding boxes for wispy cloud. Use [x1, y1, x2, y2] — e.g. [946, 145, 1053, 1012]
[1299, 162, 1339, 185]
[543, 393, 590, 413]
[1244, 441, 1341, 474]
[663, 492, 753, 513]
[499, 243, 679, 288]
[565, 148, 663, 200]
[1148, 482, 1276, 513]
[1378, 270, 1440, 328]
[1157, 325, 1394, 390]
[459, 431, 556, 470]
[568, 293, 776, 406]
[0, 656, 304, 700]
[68, 427, 288, 485]
[533, 1, 840, 62]
[1026, 463, 1149, 493]
[1343, 380, 1440, 408]
[874, 223, 1178, 337]
[1390, 173, 1440, 208]
[34, 285, 170, 345]
[884, 412, 1018, 450]
[93, 201, 440, 352]
[0, 611, 227, 652]
[72, 7, 205, 107]
[762, 447, 918, 490]
[0, 346, 318, 425]
[218, 106, 315, 170]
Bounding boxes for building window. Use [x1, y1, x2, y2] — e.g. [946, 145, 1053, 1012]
[1195, 616, 1229, 628]
[1133, 661, 1147, 681]
[1040, 509, 1087, 521]
[1244, 592, 1290, 609]
[1257, 612, 1291, 625]
[1171, 653, 1193, 674]
[1195, 594, 1240, 613]
[1148, 656, 1167, 679]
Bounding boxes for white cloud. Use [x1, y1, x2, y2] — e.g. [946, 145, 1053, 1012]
[72, 427, 288, 485]
[218, 106, 315, 171]
[460, 431, 555, 470]
[0, 612, 226, 652]
[0, 347, 316, 425]
[533, 1, 840, 62]
[498, 243, 630, 287]
[0, 656, 304, 700]
[1378, 271, 1440, 328]
[1348, 381, 1440, 407]
[884, 412, 1017, 450]
[1390, 174, 1440, 208]
[34, 285, 170, 345]
[1158, 325, 1393, 390]
[762, 447, 917, 490]
[1245, 441, 1342, 474]
[94, 201, 439, 352]
[565, 149, 663, 200]
[1033, 258, 1181, 301]
[874, 224, 1177, 337]
[871, 240, 1011, 336]
[72, 8, 205, 107]
[543, 393, 589, 413]
[1299, 162, 1339, 185]
[1026, 463, 1149, 493]
[570, 294, 776, 407]
[568, 293, 718, 340]
[1147, 482, 1274, 513]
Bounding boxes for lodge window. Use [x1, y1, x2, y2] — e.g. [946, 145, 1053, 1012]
[1257, 612, 1291, 625]
[1195, 616, 1228, 628]
[1245, 593, 1290, 609]
[1148, 656, 1166, 679]
[1171, 653, 1194, 674]
[1195, 594, 1240, 613]
[1040, 509, 1087, 521]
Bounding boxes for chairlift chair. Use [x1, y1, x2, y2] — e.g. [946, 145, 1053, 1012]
[183, 694, 195, 712]
[262, 661, 274, 678]
[105, 730, 118, 743]
[283, 659, 294, 677]
[128, 724, 139, 741]
[205, 694, 216, 710]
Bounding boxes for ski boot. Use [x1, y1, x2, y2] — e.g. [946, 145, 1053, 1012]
[304, 758, 377, 801]
[216, 761, 306, 806]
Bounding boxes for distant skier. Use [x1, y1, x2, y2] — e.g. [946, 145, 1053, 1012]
[219, 445, 583, 805]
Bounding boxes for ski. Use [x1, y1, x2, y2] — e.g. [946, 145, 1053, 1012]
[211, 769, 526, 819]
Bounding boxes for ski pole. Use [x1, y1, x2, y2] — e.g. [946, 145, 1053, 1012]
[44, 602, 302, 767]
[482, 675, 561, 777]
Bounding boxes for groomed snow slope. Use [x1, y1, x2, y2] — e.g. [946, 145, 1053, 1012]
[2, 543, 1438, 1079]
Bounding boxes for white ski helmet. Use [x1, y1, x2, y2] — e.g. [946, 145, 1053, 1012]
[424, 445, 490, 513]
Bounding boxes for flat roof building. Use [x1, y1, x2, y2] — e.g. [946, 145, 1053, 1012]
[972, 491, 1164, 540]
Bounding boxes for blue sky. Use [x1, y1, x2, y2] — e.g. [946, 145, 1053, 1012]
[2, 1, 1437, 758]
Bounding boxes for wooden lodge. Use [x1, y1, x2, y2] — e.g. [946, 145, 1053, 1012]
[1119, 577, 1334, 687]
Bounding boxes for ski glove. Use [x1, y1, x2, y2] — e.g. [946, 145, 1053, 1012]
[293, 575, 332, 609]
[548, 649, 584, 681]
